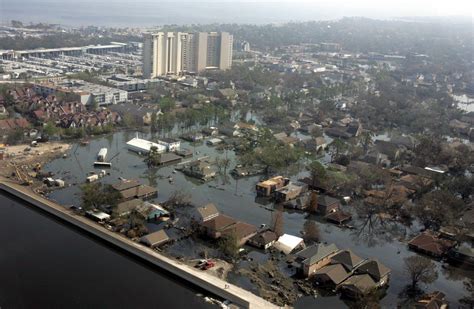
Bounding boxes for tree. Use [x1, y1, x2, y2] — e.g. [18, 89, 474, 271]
[404, 256, 438, 291]
[272, 205, 284, 237]
[358, 131, 374, 154]
[303, 220, 320, 244]
[159, 97, 176, 112]
[307, 160, 326, 188]
[308, 191, 318, 213]
[328, 138, 348, 162]
[218, 231, 239, 260]
[43, 121, 59, 136]
[145, 145, 161, 167]
[80, 183, 121, 211]
[6, 128, 23, 145]
[413, 190, 465, 230]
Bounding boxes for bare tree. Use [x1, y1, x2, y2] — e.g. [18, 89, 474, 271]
[308, 191, 318, 213]
[404, 255, 438, 291]
[303, 219, 320, 244]
[272, 205, 285, 237]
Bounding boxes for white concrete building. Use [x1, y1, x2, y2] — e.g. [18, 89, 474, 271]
[126, 137, 166, 154]
[34, 80, 128, 106]
[157, 138, 181, 152]
[143, 32, 233, 78]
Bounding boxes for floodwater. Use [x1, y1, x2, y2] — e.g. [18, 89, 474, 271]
[0, 193, 216, 308]
[43, 131, 473, 307]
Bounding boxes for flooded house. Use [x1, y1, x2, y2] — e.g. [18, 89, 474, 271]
[325, 211, 352, 225]
[414, 291, 449, 309]
[292, 243, 340, 277]
[273, 234, 305, 255]
[181, 132, 204, 142]
[447, 244, 474, 269]
[199, 214, 257, 246]
[314, 250, 365, 288]
[193, 203, 219, 223]
[135, 202, 170, 222]
[115, 199, 144, 217]
[112, 179, 158, 202]
[126, 137, 166, 154]
[408, 231, 456, 258]
[157, 138, 181, 152]
[315, 195, 340, 215]
[256, 176, 290, 197]
[178, 159, 216, 181]
[248, 230, 278, 250]
[275, 182, 308, 202]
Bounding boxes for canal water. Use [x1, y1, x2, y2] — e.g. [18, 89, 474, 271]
[0, 193, 216, 308]
[42, 131, 473, 307]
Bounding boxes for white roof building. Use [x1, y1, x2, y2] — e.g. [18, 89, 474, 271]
[273, 234, 305, 255]
[126, 137, 166, 154]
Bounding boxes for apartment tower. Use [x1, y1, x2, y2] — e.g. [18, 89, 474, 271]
[143, 32, 233, 78]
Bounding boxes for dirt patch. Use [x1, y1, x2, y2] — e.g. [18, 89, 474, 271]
[236, 258, 315, 307]
[0, 142, 71, 187]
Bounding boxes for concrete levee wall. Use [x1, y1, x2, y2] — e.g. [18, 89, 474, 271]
[0, 182, 277, 309]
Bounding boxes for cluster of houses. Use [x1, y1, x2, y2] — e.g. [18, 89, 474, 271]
[256, 176, 352, 226]
[0, 85, 123, 135]
[291, 243, 391, 299]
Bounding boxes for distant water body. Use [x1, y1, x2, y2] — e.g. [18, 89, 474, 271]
[0, 0, 419, 28]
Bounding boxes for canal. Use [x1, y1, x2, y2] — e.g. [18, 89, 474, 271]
[0, 193, 216, 308]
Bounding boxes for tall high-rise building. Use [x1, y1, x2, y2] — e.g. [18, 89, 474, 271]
[143, 32, 233, 78]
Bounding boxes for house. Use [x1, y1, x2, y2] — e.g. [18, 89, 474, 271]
[314, 264, 351, 288]
[194, 203, 219, 223]
[207, 138, 223, 146]
[273, 132, 299, 146]
[221, 221, 258, 246]
[119, 185, 158, 202]
[353, 259, 391, 287]
[284, 191, 312, 210]
[339, 274, 377, 298]
[273, 234, 305, 255]
[374, 140, 401, 161]
[157, 138, 181, 152]
[275, 182, 308, 202]
[408, 231, 456, 258]
[199, 214, 257, 246]
[135, 202, 169, 221]
[200, 214, 237, 239]
[234, 122, 258, 133]
[316, 195, 340, 215]
[256, 176, 290, 197]
[140, 229, 171, 248]
[181, 132, 204, 142]
[414, 291, 449, 309]
[325, 211, 352, 225]
[179, 160, 216, 180]
[112, 179, 141, 191]
[248, 230, 278, 250]
[315, 137, 328, 152]
[126, 137, 167, 154]
[115, 199, 143, 217]
[293, 243, 340, 277]
[447, 244, 474, 268]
